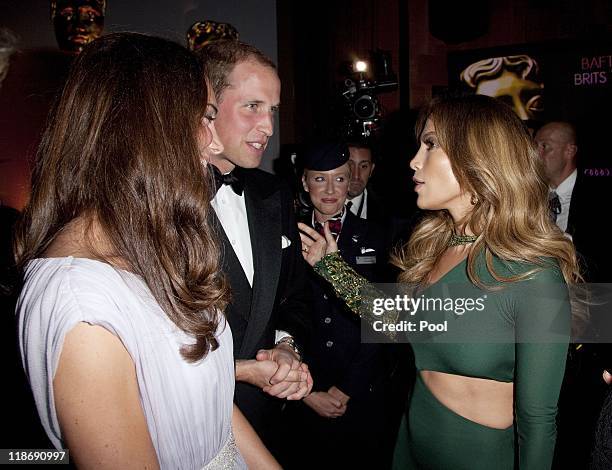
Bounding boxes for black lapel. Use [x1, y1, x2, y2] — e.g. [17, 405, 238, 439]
[238, 171, 282, 357]
[211, 212, 253, 321]
[567, 170, 583, 237]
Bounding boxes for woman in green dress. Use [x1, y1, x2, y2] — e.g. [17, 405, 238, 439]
[298, 94, 582, 469]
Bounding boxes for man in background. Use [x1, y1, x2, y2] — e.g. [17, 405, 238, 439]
[535, 121, 577, 232]
[345, 141, 386, 222]
[535, 121, 608, 281]
[535, 121, 611, 468]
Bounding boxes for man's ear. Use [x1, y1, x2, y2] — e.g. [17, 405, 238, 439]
[565, 143, 577, 162]
[302, 174, 309, 193]
[370, 162, 376, 175]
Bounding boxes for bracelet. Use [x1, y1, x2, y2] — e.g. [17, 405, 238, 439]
[275, 336, 302, 361]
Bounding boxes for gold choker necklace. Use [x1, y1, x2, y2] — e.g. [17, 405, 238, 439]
[449, 234, 478, 246]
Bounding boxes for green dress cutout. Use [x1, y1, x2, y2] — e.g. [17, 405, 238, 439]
[314, 252, 570, 469]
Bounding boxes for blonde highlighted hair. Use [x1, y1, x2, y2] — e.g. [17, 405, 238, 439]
[392, 94, 581, 290]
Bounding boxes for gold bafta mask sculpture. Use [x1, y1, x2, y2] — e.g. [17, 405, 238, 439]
[50, 0, 106, 52]
[187, 20, 239, 51]
[460, 55, 544, 121]
[0, 29, 18, 88]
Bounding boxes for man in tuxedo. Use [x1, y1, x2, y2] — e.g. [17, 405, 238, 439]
[536, 121, 612, 468]
[535, 121, 577, 233]
[345, 141, 386, 222]
[345, 140, 416, 255]
[535, 121, 608, 281]
[197, 40, 312, 451]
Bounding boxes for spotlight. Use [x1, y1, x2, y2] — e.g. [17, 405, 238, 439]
[354, 60, 368, 73]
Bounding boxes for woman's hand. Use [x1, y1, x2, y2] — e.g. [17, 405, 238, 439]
[298, 222, 338, 267]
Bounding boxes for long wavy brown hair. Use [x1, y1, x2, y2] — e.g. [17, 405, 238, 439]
[14, 32, 228, 362]
[392, 94, 582, 291]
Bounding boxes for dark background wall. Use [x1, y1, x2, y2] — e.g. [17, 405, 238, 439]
[277, 0, 401, 146]
[278, 0, 612, 135]
[408, 0, 612, 106]
[277, 0, 612, 217]
[2, 0, 611, 211]
[0, 0, 278, 209]
[0, 0, 278, 61]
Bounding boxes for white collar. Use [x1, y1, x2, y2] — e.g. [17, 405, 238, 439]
[311, 208, 347, 227]
[553, 169, 577, 201]
[348, 190, 365, 208]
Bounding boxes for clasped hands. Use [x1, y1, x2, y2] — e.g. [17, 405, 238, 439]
[237, 223, 341, 401]
[237, 343, 313, 400]
[304, 386, 350, 418]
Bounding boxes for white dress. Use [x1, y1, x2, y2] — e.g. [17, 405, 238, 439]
[17, 257, 246, 469]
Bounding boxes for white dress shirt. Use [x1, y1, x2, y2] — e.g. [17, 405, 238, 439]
[211, 184, 254, 286]
[347, 188, 368, 219]
[552, 169, 577, 233]
[212, 182, 291, 344]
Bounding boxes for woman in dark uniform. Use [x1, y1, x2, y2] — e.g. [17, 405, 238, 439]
[286, 142, 395, 468]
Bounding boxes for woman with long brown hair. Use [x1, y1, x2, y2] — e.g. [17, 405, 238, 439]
[299, 94, 580, 469]
[15, 33, 278, 469]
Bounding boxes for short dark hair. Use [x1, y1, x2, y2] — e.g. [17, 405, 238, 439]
[196, 39, 276, 101]
[347, 140, 376, 163]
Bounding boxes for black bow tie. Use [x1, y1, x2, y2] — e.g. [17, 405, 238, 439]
[211, 166, 244, 196]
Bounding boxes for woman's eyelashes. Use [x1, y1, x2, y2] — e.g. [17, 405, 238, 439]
[313, 176, 346, 183]
[423, 138, 439, 150]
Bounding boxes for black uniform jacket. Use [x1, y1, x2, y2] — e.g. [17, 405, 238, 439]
[303, 210, 393, 398]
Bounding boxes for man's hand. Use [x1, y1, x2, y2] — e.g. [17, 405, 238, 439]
[256, 345, 313, 400]
[258, 343, 301, 384]
[303, 391, 347, 418]
[264, 361, 312, 400]
[235, 345, 313, 400]
[235, 358, 290, 389]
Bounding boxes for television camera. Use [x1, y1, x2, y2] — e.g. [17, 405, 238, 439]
[339, 49, 398, 139]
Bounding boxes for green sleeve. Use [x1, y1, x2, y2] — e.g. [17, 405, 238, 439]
[513, 266, 570, 469]
[313, 251, 369, 314]
[313, 252, 400, 340]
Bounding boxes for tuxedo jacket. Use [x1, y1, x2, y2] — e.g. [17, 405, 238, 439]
[302, 211, 393, 398]
[215, 168, 311, 439]
[353, 187, 387, 224]
[554, 169, 612, 468]
[566, 169, 610, 283]
[364, 188, 385, 223]
[360, 188, 414, 251]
